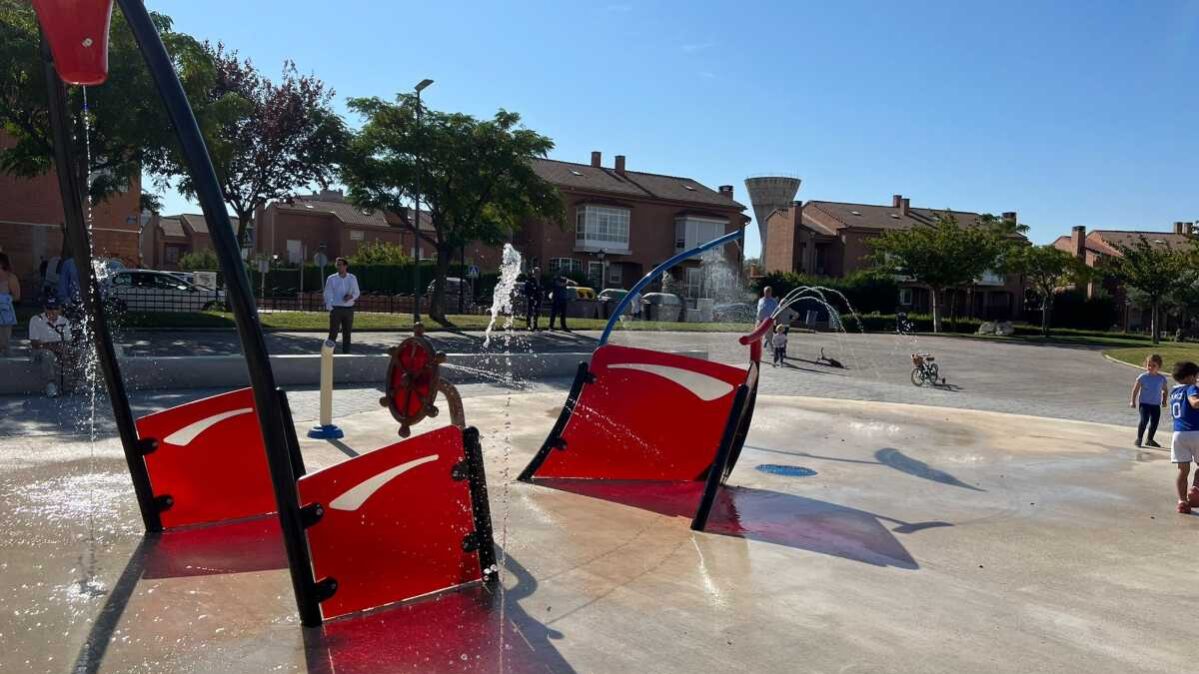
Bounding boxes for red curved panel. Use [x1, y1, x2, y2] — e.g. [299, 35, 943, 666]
[298, 426, 483, 621]
[536, 345, 747, 481]
[32, 0, 114, 86]
[136, 388, 275, 529]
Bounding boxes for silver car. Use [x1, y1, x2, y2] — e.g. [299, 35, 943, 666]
[106, 270, 225, 313]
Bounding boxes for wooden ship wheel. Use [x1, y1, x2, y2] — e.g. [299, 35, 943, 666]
[381, 326, 464, 437]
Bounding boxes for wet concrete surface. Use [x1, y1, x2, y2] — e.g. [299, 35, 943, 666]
[0, 385, 1191, 673]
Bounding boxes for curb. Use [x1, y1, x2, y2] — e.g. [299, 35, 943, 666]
[1102, 353, 1143, 370]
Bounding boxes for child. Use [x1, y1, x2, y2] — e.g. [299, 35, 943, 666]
[771, 324, 788, 367]
[1168, 360, 1199, 513]
[1131, 354, 1168, 448]
[782, 325, 791, 360]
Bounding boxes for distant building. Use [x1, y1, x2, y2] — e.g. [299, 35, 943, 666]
[140, 213, 238, 269]
[1052, 223, 1195, 330]
[0, 133, 142, 285]
[763, 194, 1026, 319]
[515, 152, 749, 299]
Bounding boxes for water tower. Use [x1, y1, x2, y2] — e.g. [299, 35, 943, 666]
[744, 176, 801, 254]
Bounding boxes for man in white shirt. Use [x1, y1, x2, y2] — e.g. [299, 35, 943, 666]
[323, 257, 361, 353]
[28, 297, 71, 397]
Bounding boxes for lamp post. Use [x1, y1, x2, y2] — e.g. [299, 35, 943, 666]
[412, 78, 433, 323]
[596, 249, 606, 289]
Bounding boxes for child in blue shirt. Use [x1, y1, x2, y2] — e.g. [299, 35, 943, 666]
[1168, 360, 1199, 513]
[1130, 354, 1168, 447]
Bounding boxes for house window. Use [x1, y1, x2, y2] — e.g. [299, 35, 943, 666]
[899, 288, 913, 306]
[607, 264, 622, 285]
[674, 217, 727, 251]
[686, 267, 703, 300]
[548, 258, 582, 276]
[350, 230, 365, 241]
[587, 262, 604, 288]
[575, 205, 630, 251]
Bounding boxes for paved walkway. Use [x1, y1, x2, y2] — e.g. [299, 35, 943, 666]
[2, 328, 1143, 429]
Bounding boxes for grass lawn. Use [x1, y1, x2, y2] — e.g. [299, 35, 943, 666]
[102, 310, 759, 333]
[1103, 344, 1199, 370]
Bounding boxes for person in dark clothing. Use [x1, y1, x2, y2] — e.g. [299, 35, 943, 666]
[548, 275, 571, 331]
[523, 268, 542, 330]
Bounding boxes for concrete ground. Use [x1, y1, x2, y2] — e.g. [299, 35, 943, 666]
[0, 372, 1191, 673]
[4, 327, 1142, 425]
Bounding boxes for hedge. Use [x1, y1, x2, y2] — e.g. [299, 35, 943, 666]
[753, 271, 899, 315]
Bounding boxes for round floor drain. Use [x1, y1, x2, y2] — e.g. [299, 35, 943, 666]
[755, 464, 817, 478]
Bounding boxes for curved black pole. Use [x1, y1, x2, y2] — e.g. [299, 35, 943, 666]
[114, 0, 321, 626]
[39, 35, 161, 533]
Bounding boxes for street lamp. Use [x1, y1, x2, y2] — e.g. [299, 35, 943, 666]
[411, 78, 433, 323]
[596, 249, 606, 289]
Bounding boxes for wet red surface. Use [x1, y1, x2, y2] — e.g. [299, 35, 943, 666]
[535, 345, 748, 481]
[136, 388, 276, 529]
[298, 426, 484, 620]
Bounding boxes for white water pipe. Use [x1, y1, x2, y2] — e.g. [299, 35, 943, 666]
[307, 339, 344, 439]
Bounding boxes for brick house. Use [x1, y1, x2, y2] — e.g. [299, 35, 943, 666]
[0, 135, 142, 286]
[763, 194, 1026, 319]
[515, 152, 749, 299]
[251, 189, 488, 267]
[1052, 223, 1195, 330]
[140, 213, 239, 269]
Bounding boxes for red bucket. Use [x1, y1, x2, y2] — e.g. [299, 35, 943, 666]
[32, 0, 114, 86]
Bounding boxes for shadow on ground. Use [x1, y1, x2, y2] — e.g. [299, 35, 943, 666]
[536, 479, 921, 569]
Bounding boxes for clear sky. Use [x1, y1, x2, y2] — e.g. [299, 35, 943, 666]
[152, 0, 1199, 254]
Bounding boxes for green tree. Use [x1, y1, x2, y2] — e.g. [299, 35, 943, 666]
[349, 240, 410, 265]
[0, 1, 211, 209]
[1110, 236, 1198, 344]
[179, 248, 219, 271]
[868, 213, 1005, 332]
[161, 43, 348, 247]
[1003, 244, 1093, 336]
[341, 96, 563, 324]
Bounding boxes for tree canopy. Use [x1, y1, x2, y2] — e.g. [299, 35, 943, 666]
[0, 1, 211, 209]
[868, 213, 1008, 331]
[341, 95, 562, 323]
[1110, 236, 1198, 343]
[1003, 244, 1092, 336]
[162, 43, 348, 246]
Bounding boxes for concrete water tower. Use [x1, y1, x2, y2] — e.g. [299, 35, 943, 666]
[744, 176, 801, 254]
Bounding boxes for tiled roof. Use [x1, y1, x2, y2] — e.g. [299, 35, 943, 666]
[1090, 230, 1191, 255]
[158, 217, 185, 238]
[175, 213, 238, 235]
[804, 201, 993, 234]
[279, 195, 390, 227]
[531, 158, 744, 210]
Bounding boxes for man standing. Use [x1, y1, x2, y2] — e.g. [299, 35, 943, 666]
[29, 297, 71, 397]
[756, 286, 778, 324]
[548, 275, 571, 332]
[323, 257, 360, 354]
[523, 267, 542, 330]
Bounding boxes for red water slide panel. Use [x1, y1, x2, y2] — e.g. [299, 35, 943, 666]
[298, 426, 483, 621]
[136, 388, 275, 529]
[31, 0, 114, 85]
[536, 345, 746, 481]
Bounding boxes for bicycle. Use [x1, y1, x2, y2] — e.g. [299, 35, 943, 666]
[910, 352, 946, 387]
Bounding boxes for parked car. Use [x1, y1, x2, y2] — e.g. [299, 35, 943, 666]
[642, 292, 683, 322]
[105, 270, 225, 313]
[165, 271, 195, 285]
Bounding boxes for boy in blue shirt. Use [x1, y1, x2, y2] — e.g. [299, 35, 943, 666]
[1168, 360, 1199, 513]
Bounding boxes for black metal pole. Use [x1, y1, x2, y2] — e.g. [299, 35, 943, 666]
[116, 0, 322, 626]
[39, 35, 161, 533]
[459, 244, 465, 314]
[412, 88, 422, 323]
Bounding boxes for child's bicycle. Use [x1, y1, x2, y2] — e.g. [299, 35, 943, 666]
[910, 353, 946, 387]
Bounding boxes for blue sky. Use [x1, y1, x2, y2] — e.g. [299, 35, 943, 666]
[153, 0, 1199, 254]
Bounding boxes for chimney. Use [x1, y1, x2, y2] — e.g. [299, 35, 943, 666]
[900, 198, 910, 216]
[892, 194, 903, 208]
[718, 185, 734, 198]
[590, 151, 602, 168]
[1175, 221, 1186, 235]
[1071, 225, 1086, 260]
[614, 154, 626, 176]
[1002, 211, 1017, 224]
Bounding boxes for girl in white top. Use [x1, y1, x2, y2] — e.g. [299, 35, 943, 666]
[771, 324, 788, 367]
